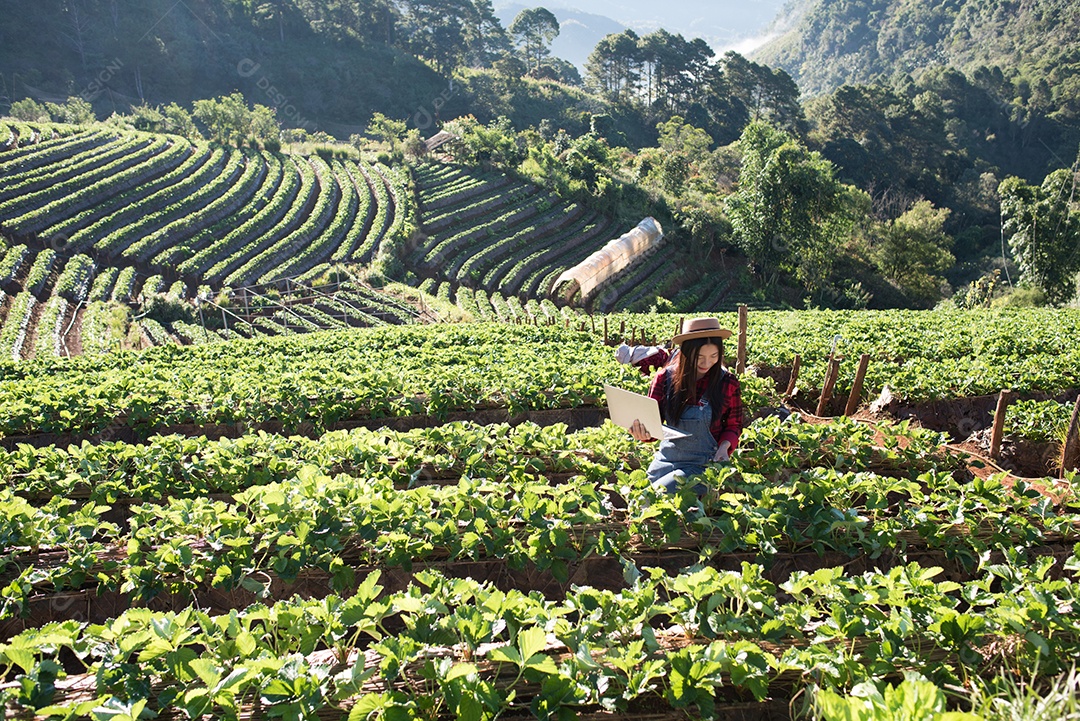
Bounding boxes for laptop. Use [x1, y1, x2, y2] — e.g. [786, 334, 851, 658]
[604, 384, 689, 441]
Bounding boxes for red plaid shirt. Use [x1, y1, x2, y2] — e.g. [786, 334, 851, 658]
[647, 365, 744, 450]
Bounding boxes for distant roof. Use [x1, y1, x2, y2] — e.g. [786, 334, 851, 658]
[424, 130, 457, 151]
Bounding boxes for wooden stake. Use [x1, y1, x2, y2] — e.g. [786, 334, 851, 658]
[590, 315, 595, 333]
[736, 304, 748, 374]
[989, 389, 1013, 459]
[815, 356, 841, 416]
[785, 355, 801, 397]
[603, 317, 609, 345]
[844, 354, 871, 416]
[619, 320, 626, 341]
[1060, 394, 1080, 477]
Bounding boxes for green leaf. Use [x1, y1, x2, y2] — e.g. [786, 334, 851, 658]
[517, 627, 547, 662]
[488, 646, 521, 665]
[444, 662, 479, 682]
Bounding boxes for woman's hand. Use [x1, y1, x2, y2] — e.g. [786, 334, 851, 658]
[712, 440, 732, 462]
[629, 419, 656, 442]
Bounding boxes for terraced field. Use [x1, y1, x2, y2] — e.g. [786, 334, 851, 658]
[0, 123, 415, 357]
[408, 162, 705, 315]
[0, 123, 757, 359]
[410, 162, 774, 318]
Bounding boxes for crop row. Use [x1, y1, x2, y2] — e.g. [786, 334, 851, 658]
[453, 200, 584, 283]
[45, 139, 199, 243]
[95, 146, 240, 257]
[53, 253, 96, 303]
[29, 295, 69, 359]
[126, 149, 267, 263]
[0, 128, 109, 175]
[180, 153, 294, 279]
[329, 161, 377, 262]
[228, 156, 340, 286]
[22, 247, 57, 297]
[262, 159, 356, 283]
[353, 162, 394, 264]
[0, 292, 36, 361]
[0, 324, 641, 437]
[6, 546, 1080, 719]
[0, 244, 29, 285]
[0, 131, 140, 202]
[417, 196, 543, 268]
[487, 214, 612, 297]
[599, 309, 1080, 403]
[0, 135, 177, 236]
[212, 155, 317, 285]
[0, 413, 1066, 598]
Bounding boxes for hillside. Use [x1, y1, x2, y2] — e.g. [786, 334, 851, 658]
[0, 0, 466, 130]
[0, 120, 727, 359]
[754, 0, 1080, 106]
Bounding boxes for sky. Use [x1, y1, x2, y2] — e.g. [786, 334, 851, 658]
[496, 0, 792, 70]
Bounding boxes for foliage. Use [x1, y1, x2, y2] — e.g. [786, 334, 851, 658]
[192, 93, 281, 147]
[726, 122, 862, 294]
[813, 674, 980, 721]
[8, 98, 49, 122]
[509, 8, 560, 74]
[871, 200, 955, 305]
[999, 168, 1080, 305]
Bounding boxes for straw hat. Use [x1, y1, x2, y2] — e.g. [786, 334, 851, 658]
[672, 317, 733, 345]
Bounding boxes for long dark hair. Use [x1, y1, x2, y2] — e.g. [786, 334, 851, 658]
[661, 336, 729, 423]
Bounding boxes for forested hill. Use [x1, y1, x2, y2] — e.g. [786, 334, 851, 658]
[755, 0, 1080, 106]
[0, 0, 469, 132]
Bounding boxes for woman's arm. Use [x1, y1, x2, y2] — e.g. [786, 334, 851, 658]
[711, 374, 744, 460]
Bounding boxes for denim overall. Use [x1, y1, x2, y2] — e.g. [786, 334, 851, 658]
[647, 396, 717, 494]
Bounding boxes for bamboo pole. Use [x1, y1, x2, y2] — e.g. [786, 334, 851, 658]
[844, 354, 871, 416]
[1060, 394, 1080, 477]
[736, 304, 747, 374]
[989, 390, 1013, 459]
[785, 355, 801, 398]
[815, 357, 841, 416]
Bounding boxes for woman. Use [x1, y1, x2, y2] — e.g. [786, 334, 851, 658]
[629, 317, 744, 493]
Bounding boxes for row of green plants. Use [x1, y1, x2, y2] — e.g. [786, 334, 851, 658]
[0, 324, 636, 438]
[1, 135, 179, 237]
[0, 243, 28, 285]
[329, 162, 377, 263]
[0, 127, 105, 171]
[155, 152, 280, 269]
[268, 160, 359, 281]
[186, 153, 297, 281]
[1004, 398, 1078, 443]
[599, 309, 1080, 403]
[454, 201, 583, 283]
[127, 149, 267, 264]
[3, 311, 1078, 437]
[2, 414, 1075, 615]
[51, 140, 203, 248]
[232, 156, 341, 286]
[30, 296, 68, 359]
[3, 545, 1079, 718]
[0, 292, 35, 361]
[98, 147, 243, 258]
[0, 130, 125, 202]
